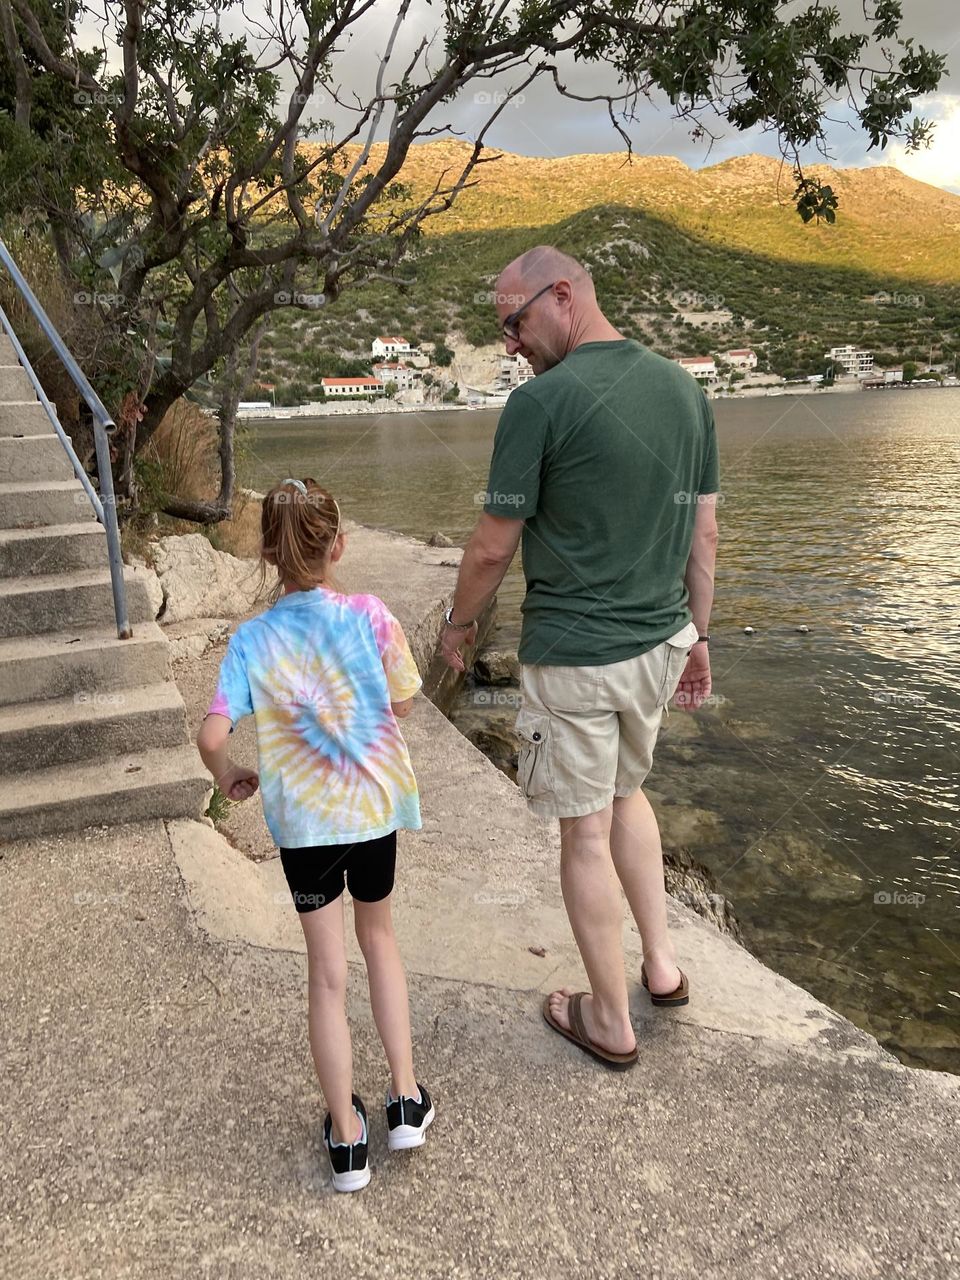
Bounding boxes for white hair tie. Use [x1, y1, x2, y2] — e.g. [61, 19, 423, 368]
[282, 477, 307, 496]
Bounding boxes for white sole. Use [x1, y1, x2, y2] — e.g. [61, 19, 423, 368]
[330, 1163, 371, 1193]
[387, 1103, 435, 1151]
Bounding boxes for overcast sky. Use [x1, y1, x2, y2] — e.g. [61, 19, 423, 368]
[74, 1, 960, 192]
[310, 0, 960, 192]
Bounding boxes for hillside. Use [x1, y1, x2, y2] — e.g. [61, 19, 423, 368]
[304, 140, 960, 285]
[255, 166, 960, 401]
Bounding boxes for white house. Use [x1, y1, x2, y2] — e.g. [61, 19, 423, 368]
[371, 335, 416, 359]
[674, 356, 717, 381]
[321, 377, 382, 397]
[724, 348, 757, 370]
[883, 367, 904, 383]
[826, 345, 874, 378]
[497, 353, 535, 389]
[372, 362, 419, 390]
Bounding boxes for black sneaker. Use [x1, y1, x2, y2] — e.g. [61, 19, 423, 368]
[323, 1093, 371, 1192]
[385, 1082, 435, 1151]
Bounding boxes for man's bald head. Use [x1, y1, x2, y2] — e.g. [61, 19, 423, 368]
[497, 245, 595, 302]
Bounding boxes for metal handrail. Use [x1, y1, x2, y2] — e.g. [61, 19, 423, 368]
[0, 239, 131, 639]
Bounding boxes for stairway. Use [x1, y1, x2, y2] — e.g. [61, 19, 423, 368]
[0, 334, 211, 839]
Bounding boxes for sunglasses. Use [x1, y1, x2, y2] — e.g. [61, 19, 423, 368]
[502, 281, 556, 342]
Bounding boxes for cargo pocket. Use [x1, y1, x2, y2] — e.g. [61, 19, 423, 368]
[655, 621, 700, 710]
[515, 708, 554, 799]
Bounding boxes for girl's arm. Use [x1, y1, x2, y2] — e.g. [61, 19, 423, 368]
[391, 698, 414, 719]
[197, 713, 260, 800]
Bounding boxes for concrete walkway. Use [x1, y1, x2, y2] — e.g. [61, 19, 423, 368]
[3, 525, 960, 1279]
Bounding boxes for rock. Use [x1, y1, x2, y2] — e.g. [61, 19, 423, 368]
[151, 534, 270, 624]
[126, 556, 164, 620]
[163, 618, 232, 662]
[796, 625, 810, 633]
[743, 626, 755, 635]
[662, 845, 742, 941]
[474, 648, 521, 685]
[427, 531, 453, 547]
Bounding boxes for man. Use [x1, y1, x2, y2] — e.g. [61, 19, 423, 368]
[440, 245, 719, 1069]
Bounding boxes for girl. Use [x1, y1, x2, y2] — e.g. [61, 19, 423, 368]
[197, 477, 434, 1193]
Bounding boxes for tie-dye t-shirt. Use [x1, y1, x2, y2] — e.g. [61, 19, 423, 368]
[207, 587, 422, 848]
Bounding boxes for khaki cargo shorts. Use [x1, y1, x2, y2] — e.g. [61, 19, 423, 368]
[515, 619, 699, 820]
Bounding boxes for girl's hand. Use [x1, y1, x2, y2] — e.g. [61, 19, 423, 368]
[218, 764, 260, 801]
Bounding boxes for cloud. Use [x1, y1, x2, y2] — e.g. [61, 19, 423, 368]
[873, 95, 960, 193]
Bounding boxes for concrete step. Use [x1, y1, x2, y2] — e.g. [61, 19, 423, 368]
[0, 366, 35, 399]
[0, 680, 188, 774]
[0, 567, 156, 638]
[0, 433, 77, 482]
[0, 403, 51, 437]
[0, 522, 107, 578]
[0, 335, 15, 361]
[0, 480, 98, 529]
[0, 744, 210, 840]
[0, 620, 170, 706]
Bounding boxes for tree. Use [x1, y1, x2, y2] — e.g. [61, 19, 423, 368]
[432, 341, 455, 368]
[902, 360, 917, 383]
[0, 0, 945, 520]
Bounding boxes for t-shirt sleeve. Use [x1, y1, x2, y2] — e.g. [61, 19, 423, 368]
[482, 388, 551, 519]
[207, 630, 254, 725]
[698, 393, 720, 495]
[366, 597, 423, 702]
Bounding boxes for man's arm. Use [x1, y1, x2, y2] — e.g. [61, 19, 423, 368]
[684, 494, 719, 634]
[441, 513, 524, 670]
[675, 494, 719, 712]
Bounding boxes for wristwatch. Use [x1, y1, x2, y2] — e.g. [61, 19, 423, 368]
[444, 605, 476, 630]
[695, 635, 710, 643]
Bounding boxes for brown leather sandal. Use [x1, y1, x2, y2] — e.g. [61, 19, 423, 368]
[640, 963, 690, 1007]
[541, 991, 639, 1071]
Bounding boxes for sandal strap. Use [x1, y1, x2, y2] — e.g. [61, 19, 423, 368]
[568, 992, 588, 1044]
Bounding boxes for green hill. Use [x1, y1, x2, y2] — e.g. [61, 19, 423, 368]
[257, 175, 960, 395]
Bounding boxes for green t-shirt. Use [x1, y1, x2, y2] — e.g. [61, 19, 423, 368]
[483, 339, 719, 667]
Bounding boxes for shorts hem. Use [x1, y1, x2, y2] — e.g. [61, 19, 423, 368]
[524, 792, 616, 820]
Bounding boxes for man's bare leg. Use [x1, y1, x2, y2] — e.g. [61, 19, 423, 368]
[609, 788, 682, 995]
[546, 804, 637, 1054]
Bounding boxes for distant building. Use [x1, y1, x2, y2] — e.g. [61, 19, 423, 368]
[497, 353, 535, 389]
[883, 367, 904, 383]
[321, 377, 382, 397]
[826, 345, 874, 378]
[372, 362, 419, 390]
[724, 348, 757, 370]
[674, 356, 717, 381]
[371, 336, 416, 359]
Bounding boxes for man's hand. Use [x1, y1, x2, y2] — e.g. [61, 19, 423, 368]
[441, 620, 479, 672]
[217, 764, 260, 801]
[674, 646, 712, 712]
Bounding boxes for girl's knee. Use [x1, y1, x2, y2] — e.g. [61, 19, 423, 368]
[354, 903, 396, 956]
[306, 951, 348, 996]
